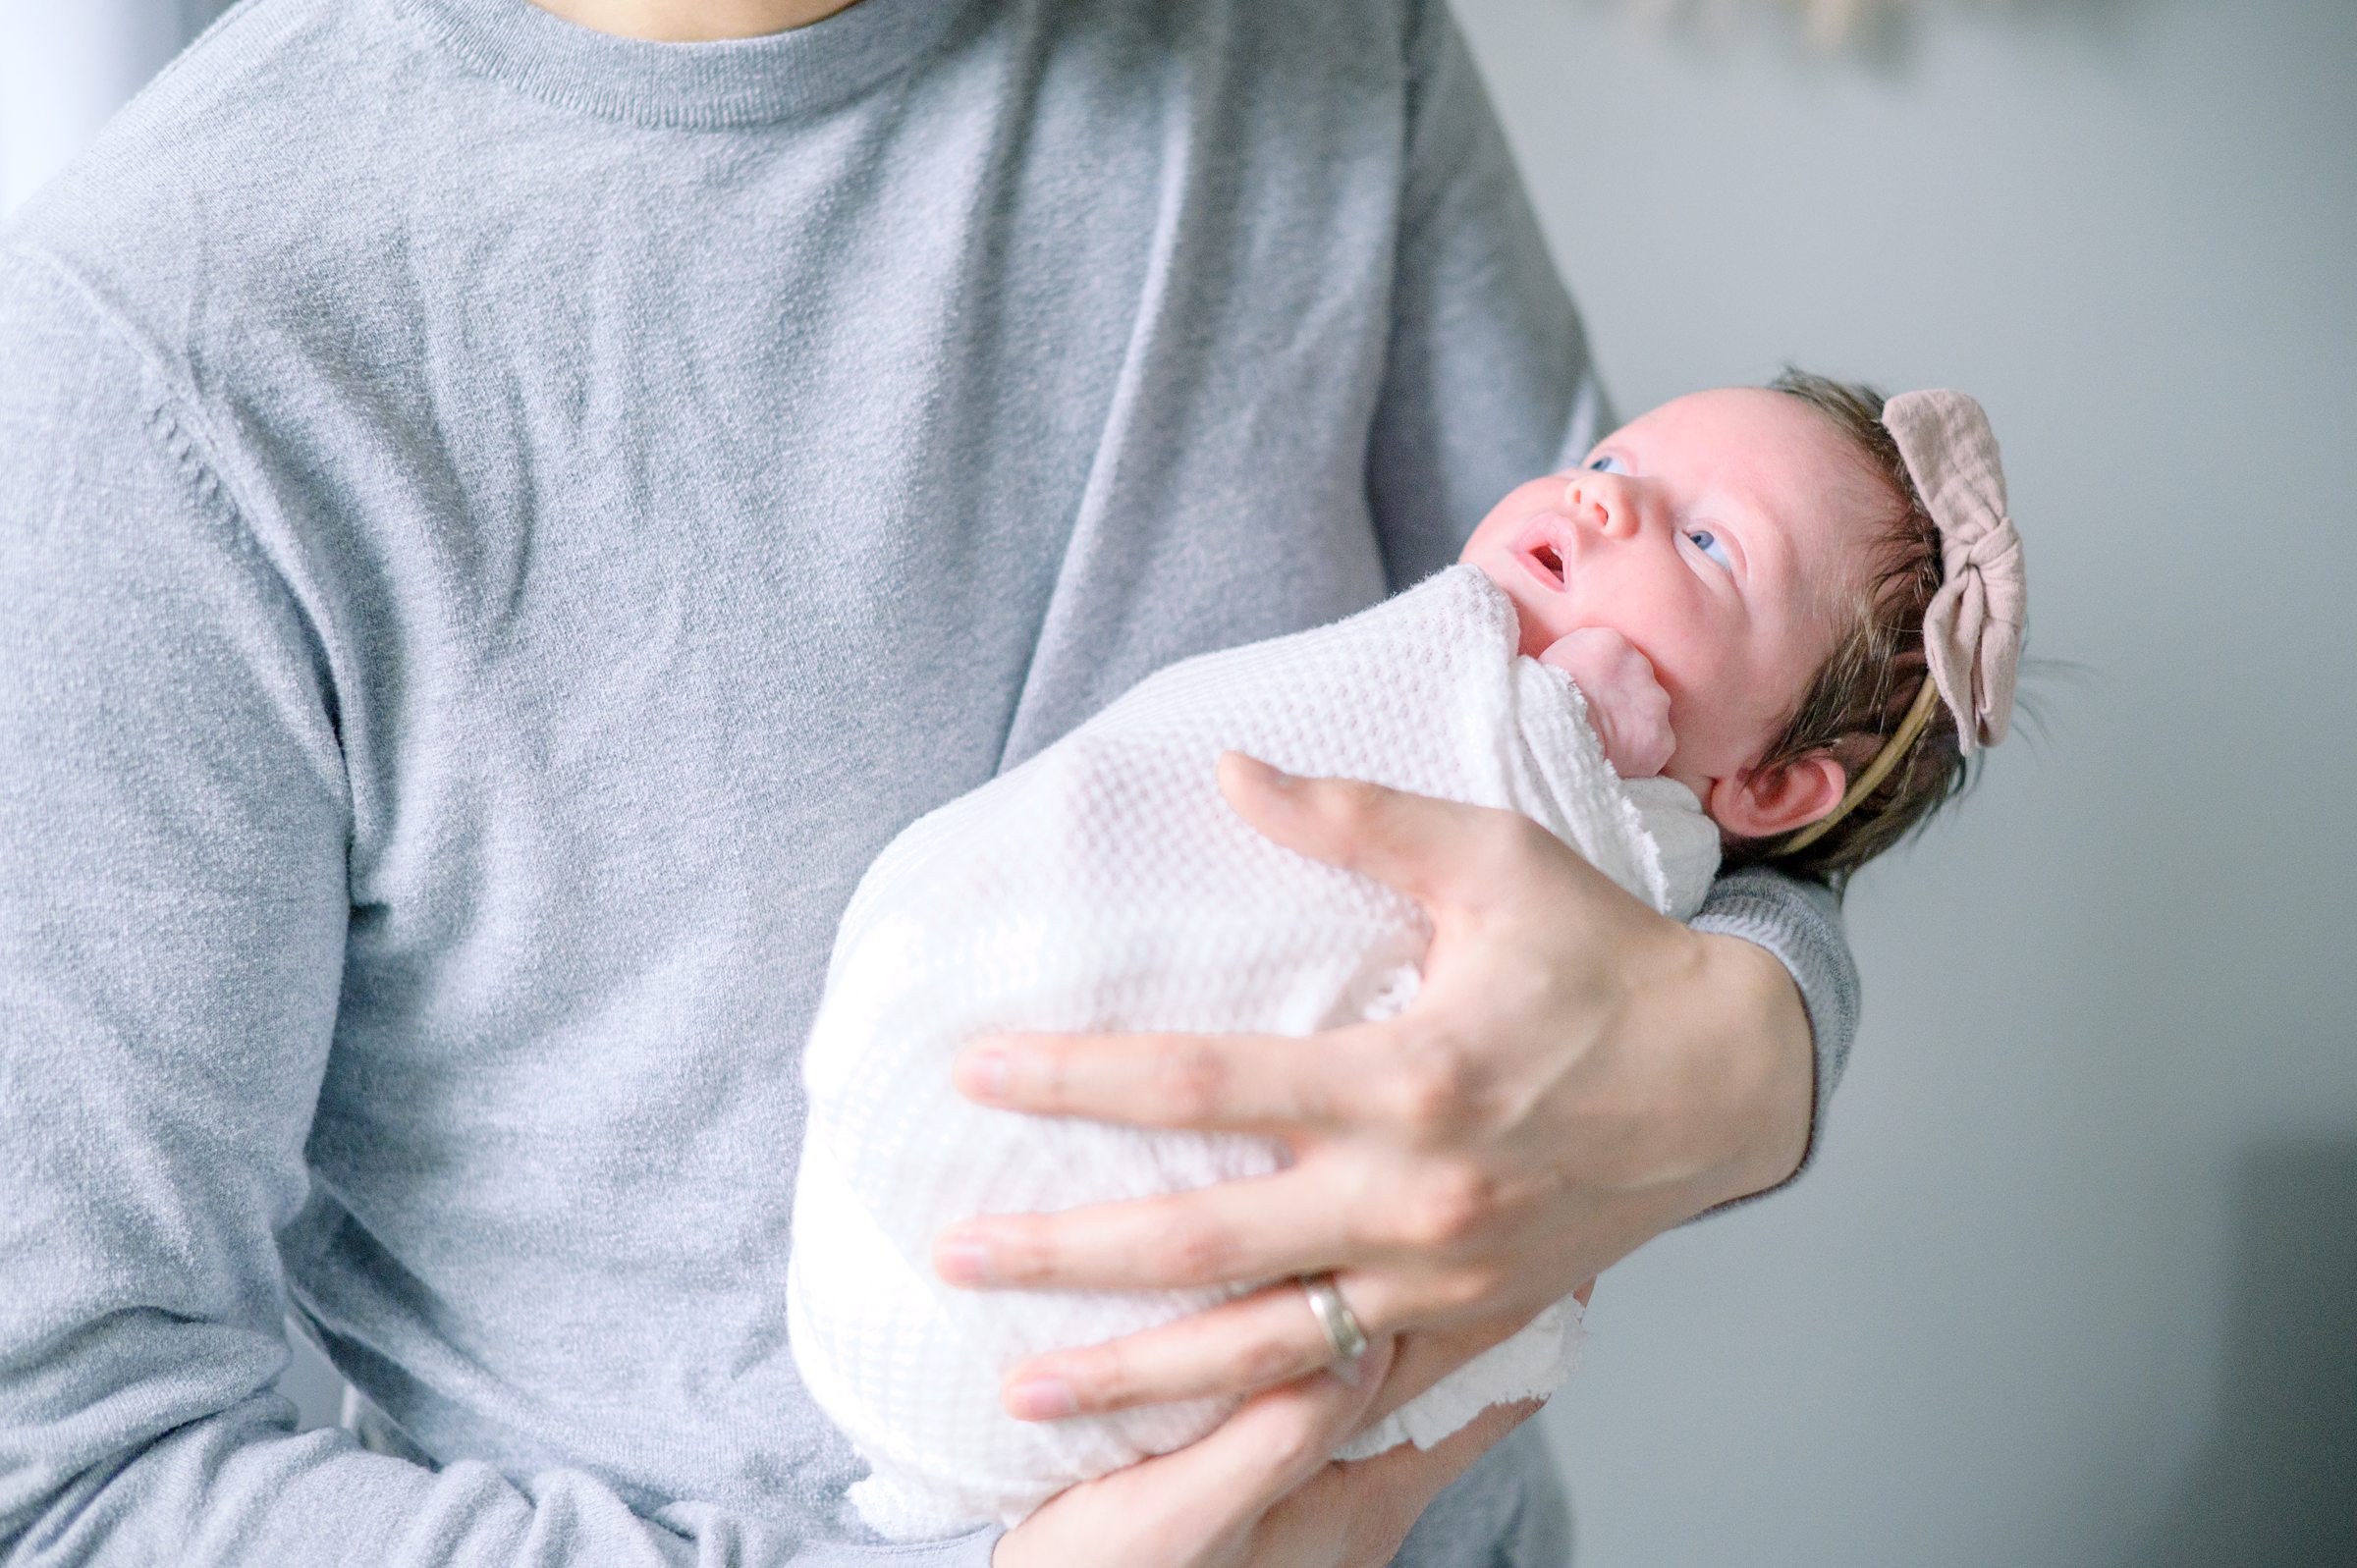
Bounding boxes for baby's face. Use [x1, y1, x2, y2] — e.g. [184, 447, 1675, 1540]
[1459, 388, 1882, 802]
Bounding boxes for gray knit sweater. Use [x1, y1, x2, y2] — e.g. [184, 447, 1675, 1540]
[0, 0, 1857, 1562]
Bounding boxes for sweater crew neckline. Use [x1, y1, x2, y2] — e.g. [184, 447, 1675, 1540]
[389, 0, 964, 127]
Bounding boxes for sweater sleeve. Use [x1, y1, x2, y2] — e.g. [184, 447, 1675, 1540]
[0, 248, 999, 1568]
[1362, 0, 1861, 1179]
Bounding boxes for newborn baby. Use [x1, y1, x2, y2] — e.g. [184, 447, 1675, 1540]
[789, 376, 2027, 1538]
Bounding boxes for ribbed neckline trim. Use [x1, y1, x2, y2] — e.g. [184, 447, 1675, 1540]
[388, 0, 966, 128]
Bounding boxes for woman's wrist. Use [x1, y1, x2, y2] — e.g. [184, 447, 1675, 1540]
[1680, 930, 1817, 1208]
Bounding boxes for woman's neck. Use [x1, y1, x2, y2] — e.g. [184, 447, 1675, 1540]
[525, 0, 865, 40]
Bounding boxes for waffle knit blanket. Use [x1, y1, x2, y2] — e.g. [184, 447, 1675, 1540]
[788, 566, 1720, 1538]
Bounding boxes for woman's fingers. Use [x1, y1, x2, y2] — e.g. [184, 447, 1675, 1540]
[999, 1278, 1361, 1420]
[1214, 751, 1579, 919]
[1343, 1317, 1533, 1438]
[999, 1273, 1591, 1428]
[955, 1021, 1390, 1135]
[936, 1162, 1361, 1293]
[1248, 1395, 1546, 1568]
[1149, 1340, 1395, 1518]
[991, 1341, 1398, 1568]
[1344, 1285, 1590, 1437]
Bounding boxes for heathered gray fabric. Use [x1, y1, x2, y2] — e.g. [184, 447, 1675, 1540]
[0, 0, 1859, 1562]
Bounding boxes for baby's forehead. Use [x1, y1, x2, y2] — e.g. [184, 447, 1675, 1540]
[1613, 391, 1891, 619]
[1621, 388, 1884, 513]
[1608, 387, 1851, 464]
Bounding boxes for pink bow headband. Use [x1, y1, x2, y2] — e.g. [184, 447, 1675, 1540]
[1893, 389, 2027, 754]
[1778, 389, 2026, 856]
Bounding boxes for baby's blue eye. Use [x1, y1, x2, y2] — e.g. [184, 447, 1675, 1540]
[1687, 529, 1735, 571]
[1584, 454, 1630, 474]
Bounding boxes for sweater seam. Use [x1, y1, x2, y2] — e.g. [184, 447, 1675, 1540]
[5, 243, 358, 829]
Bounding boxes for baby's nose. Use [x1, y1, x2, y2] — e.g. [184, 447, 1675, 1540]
[1562, 479, 1637, 539]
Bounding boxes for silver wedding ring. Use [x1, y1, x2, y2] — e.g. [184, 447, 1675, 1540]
[1298, 1272, 1368, 1363]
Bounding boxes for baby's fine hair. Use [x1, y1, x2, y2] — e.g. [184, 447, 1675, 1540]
[1728, 369, 1974, 889]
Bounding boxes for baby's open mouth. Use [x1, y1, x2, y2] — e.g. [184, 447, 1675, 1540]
[1515, 516, 1571, 592]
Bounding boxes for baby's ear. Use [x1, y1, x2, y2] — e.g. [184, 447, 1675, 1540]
[1708, 752, 1847, 842]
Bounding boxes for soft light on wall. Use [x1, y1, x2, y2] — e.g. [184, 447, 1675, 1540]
[0, 0, 232, 214]
[1619, 0, 2019, 49]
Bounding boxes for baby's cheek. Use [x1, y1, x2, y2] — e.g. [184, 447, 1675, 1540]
[1647, 654, 1730, 767]
[1675, 686, 1770, 783]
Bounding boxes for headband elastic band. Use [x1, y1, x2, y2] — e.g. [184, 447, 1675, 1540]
[1772, 674, 1942, 858]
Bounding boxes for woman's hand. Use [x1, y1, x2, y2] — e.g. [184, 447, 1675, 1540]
[936, 752, 1814, 1427]
[993, 1337, 1544, 1568]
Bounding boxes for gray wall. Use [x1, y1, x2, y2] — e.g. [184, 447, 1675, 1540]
[0, 0, 233, 211]
[1453, 2, 2357, 1563]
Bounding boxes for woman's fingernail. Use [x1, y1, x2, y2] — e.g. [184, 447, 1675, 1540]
[1005, 1377, 1077, 1420]
[956, 1049, 1010, 1099]
[936, 1238, 992, 1285]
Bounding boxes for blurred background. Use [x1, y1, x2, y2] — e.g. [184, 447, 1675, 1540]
[7, 0, 2352, 1563]
[1458, 2, 2357, 1564]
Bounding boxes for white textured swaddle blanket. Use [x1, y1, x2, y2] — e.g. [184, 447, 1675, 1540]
[788, 565, 1720, 1539]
